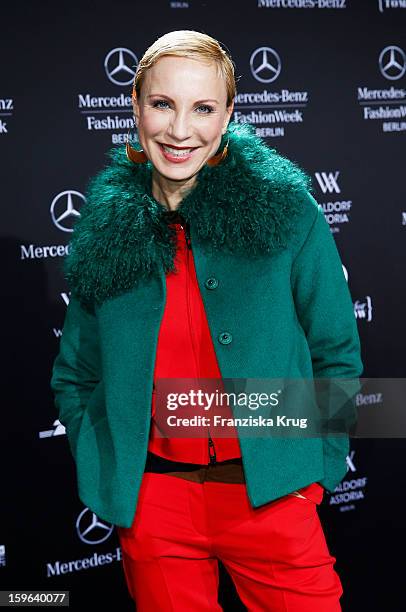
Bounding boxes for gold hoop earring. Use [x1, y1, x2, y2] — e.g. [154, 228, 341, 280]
[207, 137, 229, 167]
[125, 122, 148, 164]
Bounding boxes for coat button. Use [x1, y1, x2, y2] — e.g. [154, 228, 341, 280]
[205, 277, 218, 290]
[218, 332, 232, 345]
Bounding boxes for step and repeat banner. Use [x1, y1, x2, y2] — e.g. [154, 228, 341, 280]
[1, 1, 405, 610]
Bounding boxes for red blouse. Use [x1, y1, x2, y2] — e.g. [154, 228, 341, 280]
[147, 221, 242, 463]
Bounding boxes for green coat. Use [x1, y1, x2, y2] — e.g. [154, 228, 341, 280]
[51, 122, 363, 528]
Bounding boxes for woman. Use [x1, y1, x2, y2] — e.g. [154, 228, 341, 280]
[51, 30, 363, 611]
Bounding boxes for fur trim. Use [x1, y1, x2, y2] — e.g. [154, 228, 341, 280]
[62, 121, 313, 312]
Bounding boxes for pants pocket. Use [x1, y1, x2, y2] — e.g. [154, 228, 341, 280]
[288, 490, 308, 500]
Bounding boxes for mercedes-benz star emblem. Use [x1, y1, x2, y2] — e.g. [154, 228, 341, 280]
[104, 47, 138, 86]
[250, 47, 281, 84]
[50, 190, 85, 233]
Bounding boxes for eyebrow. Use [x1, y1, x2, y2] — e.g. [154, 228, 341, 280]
[147, 94, 219, 104]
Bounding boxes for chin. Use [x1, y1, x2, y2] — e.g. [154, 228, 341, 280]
[152, 158, 203, 181]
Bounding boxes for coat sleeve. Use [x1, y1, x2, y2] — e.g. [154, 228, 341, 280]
[290, 192, 364, 493]
[50, 294, 102, 457]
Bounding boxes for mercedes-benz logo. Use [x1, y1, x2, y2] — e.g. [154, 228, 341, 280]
[50, 190, 85, 233]
[250, 47, 281, 84]
[76, 507, 114, 545]
[104, 47, 138, 86]
[379, 45, 406, 81]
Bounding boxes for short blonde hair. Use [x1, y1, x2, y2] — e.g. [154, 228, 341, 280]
[132, 29, 239, 108]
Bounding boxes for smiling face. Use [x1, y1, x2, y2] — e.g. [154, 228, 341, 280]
[132, 55, 234, 184]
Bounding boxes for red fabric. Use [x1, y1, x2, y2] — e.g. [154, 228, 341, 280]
[117, 473, 341, 610]
[147, 222, 242, 462]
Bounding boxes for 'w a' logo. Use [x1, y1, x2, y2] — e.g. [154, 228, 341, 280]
[315, 171, 341, 194]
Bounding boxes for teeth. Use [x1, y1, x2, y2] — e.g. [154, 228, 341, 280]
[162, 144, 193, 156]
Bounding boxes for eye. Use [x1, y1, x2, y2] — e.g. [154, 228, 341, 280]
[151, 99, 214, 114]
[152, 99, 170, 109]
[196, 104, 214, 114]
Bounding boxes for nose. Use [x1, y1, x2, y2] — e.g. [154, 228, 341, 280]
[167, 110, 192, 143]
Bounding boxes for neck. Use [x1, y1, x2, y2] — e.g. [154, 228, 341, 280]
[151, 166, 198, 211]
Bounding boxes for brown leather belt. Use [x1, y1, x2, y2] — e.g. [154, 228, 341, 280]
[163, 463, 245, 483]
[144, 451, 246, 483]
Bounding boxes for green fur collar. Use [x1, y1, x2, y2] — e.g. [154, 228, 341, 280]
[63, 121, 313, 312]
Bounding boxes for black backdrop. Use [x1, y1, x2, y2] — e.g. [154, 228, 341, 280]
[1, 1, 406, 610]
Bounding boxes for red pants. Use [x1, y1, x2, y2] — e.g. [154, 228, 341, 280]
[117, 473, 343, 611]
